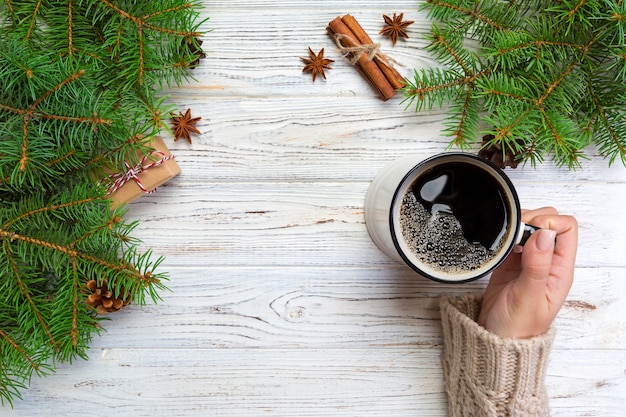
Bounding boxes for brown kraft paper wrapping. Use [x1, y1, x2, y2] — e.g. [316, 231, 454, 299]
[105, 136, 181, 209]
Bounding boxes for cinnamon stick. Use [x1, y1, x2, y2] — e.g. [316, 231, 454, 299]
[327, 17, 396, 101]
[341, 14, 406, 91]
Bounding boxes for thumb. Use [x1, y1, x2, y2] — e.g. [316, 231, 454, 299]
[517, 228, 557, 292]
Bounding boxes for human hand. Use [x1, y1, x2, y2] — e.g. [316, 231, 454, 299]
[477, 207, 578, 339]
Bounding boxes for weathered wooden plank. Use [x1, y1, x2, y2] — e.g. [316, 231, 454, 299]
[158, 95, 626, 182]
[5, 347, 624, 417]
[56, 265, 621, 352]
[190, 9, 435, 94]
[124, 181, 626, 269]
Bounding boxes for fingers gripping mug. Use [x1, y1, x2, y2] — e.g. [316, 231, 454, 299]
[364, 153, 538, 283]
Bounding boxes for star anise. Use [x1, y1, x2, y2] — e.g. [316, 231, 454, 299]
[380, 13, 414, 45]
[171, 108, 201, 144]
[301, 47, 334, 82]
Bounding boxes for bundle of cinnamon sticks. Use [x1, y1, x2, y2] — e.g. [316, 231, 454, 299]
[327, 14, 405, 101]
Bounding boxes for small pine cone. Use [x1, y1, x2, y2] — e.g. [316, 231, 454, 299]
[84, 279, 131, 314]
[181, 37, 206, 69]
[477, 134, 522, 169]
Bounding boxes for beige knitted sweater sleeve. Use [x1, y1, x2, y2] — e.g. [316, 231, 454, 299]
[440, 294, 555, 417]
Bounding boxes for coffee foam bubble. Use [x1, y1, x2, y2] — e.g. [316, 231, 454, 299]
[398, 192, 502, 276]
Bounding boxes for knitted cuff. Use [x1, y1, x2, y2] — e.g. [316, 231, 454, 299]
[440, 294, 554, 417]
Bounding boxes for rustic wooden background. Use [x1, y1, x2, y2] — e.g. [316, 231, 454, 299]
[6, 1, 626, 416]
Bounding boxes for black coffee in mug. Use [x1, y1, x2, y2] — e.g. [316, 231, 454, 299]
[398, 161, 511, 276]
[364, 152, 536, 283]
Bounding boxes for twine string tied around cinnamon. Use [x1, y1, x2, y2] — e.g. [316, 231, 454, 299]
[333, 33, 400, 68]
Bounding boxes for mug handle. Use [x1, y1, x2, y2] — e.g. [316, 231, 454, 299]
[516, 223, 540, 246]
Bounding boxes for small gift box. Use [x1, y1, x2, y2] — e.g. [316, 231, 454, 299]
[105, 136, 181, 209]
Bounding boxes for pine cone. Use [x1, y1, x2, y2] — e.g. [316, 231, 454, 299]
[84, 279, 131, 314]
[477, 134, 522, 169]
[182, 37, 206, 69]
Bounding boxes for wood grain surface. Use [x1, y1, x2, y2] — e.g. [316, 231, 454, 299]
[5, 1, 626, 416]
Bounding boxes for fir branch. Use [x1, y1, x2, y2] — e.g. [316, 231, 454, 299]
[0, 324, 53, 407]
[25, 0, 43, 41]
[0, 228, 147, 283]
[429, 25, 476, 74]
[98, 0, 200, 37]
[4, 0, 14, 15]
[3, 239, 59, 350]
[2, 197, 98, 229]
[0, 0, 204, 404]
[537, 61, 578, 106]
[423, 0, 514, 33]
[68, 215, 125, 248]
[403, 67, 492, 109]
[0, 328, 40, 372]
[407, 0, 626, 168]
[591, 99, 626, 165]
[449, 86, 478, 147]
[402, 68, 465, 110]
[70, 256, 80, 348]
[18, 69, 112, 168]
[68, 0, 74, 55]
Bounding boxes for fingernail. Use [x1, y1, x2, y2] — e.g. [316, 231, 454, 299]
[536, 229, 557, 251]
[513, 244, 523, 254]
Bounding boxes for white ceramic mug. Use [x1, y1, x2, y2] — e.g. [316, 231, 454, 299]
[364, 152, 538, 283]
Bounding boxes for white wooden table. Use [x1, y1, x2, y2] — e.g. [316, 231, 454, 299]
[6, 1, 626, 416]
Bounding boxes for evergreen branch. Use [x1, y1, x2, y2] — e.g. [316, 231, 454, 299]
[25, 0, 43, 41]
[492, 107, 533, 143]
[0, 68, 112, 174]
[539, 109, 568, 153]
[48, 149, 84, 170]
[495, 39, 584, 59]
[0, 328, 40, 373]
[98, 0, 201, 37]
[424, 0, 511, 32]
[6, 68, 86, 171]
[20, 117, 28, 171]
[3, 239, 58, 351]
[0, 103, 29, 117]
[430, 29, 474, 75]
[70, 256, 79, 347]
[403, 67, 491, 111]
[144, 3, 198, 21]
[68, 0, 74, 56]
[591, 96, 626, 164]
[69, 215, 125, 248]
[96, 0, 201, 85]
[3, 198, 98, 229]
[4, 0, 14, 15]
[30, 69, 84, 109]
[0, 228, 150, 284]
[406, 78, 460, 101]
[115, 21, 123, 54]
[451, 86, 475, 147]
[138, 22, 144, 84]
[402, 74, 462, 111]
[80, 133, 154, 173]
[567, 0, 590, 19]
[481, 87, 531, 106]
[0, 1, 199, 403]
[0, 149, 81, 186]
[29, 111, 110, 126]
[409, 0, 626, 167]
[537, 109, 584, 168]
[536, 61, 578, 106]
